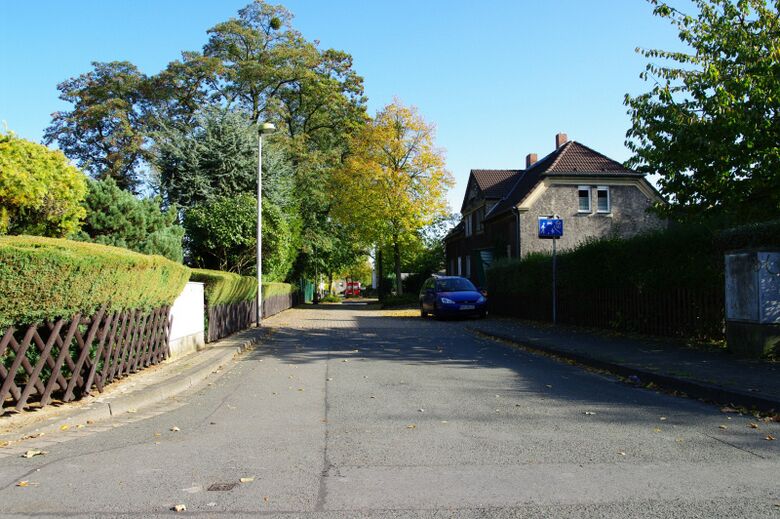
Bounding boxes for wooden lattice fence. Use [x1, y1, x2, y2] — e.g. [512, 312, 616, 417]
[1, 305, 171, 413]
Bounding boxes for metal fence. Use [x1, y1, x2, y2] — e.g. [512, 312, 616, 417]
[491, 286, 724, 341]
[1, 305, 171, 412]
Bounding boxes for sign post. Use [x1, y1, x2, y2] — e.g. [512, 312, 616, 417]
[538, 216, 563, 325]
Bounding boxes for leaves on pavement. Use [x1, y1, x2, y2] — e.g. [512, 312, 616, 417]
[21, 449, 47, 458]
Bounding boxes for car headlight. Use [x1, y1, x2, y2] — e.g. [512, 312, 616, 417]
[440, 297, 455, 304]
[477, 296, 486, 304]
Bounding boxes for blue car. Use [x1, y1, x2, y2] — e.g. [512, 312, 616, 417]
[419, 275, 487, 319]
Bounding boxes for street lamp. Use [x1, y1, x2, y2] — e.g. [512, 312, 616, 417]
[257, 122, 276, 326]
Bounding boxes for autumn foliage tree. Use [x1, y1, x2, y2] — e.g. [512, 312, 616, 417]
[0, 132, 87, 237]
[332, 101, 454, 295]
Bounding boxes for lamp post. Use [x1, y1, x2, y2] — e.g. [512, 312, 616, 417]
[257, 122, 276, 326]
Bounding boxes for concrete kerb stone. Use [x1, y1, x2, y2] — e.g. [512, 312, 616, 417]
[469, 327, 780, 414]
[0, 328, 266, 443]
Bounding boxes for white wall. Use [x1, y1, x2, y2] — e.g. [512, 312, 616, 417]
[168, 282, 205, 359]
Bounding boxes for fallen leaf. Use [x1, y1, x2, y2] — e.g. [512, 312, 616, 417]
[0, 440, 10, 448]
[406, 424, 417, 429]
[583, 411, 596, 415]
[545, 384, 553, 389]
[370, 395, 376, 399]
[170, 426, 180, 432]
[766, 434, 776, 441]
[720, 406, 739, 414]
[172, 504, 186, 512]
[441, 420, 448, 424]
[654, 427, 662, 433]
[719, 425, 727, 430]
[342, 359, 349, 363]
[76, 424, 85, 429]
[239, 477, 254, 483]
[675, 437, 684, 443]
[21, 450, 46, 459]
[326, 378, 333, 381]
[154, 432, 161, 437]
[298, 388, 305, 392]
[59, 425, 69, 431]
[618, 451, 626, 456]
[86, 420, 94, 425]
[418, 409, 425, 413]
[127, 408, 137, 414]
[16, 481, 29, 487]
[263, 496, 269, 502]
[748, 423, 759, 429]
[659, 416, 667, 421]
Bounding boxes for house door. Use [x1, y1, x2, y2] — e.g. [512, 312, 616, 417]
[472, 249, 493, 287]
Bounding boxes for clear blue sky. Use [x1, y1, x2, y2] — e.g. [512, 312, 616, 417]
[0, 0, 686, 209]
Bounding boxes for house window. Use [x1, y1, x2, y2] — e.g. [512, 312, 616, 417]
[465, 255, 471, 277]
[597, 186, 610, 213]
[476, 206, 485, 234]
[578, 186, 591, 213]
[464, 214, 473, 236]
[457, 256, 462, 275]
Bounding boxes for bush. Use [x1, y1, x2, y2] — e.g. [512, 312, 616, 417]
[0, 131, 87, 237]
[190, 268, 296, 307]
[190, 268, 257, 306]
[75, 178, 184, 262]
[0, 236, 190, 327]
[321, 294, 340, 303]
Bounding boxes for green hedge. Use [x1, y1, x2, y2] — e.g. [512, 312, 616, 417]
[0, 236, 190, 327]
[189, 268, 296, 306]
[190, 269, 257, 306]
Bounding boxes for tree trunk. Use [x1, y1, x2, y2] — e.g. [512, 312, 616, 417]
[393, 239, 403, 295]
[329, 273, 334, 295]
[377, 249, 384, 300]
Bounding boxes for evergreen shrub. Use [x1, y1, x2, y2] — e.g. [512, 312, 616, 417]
[0, 236, 190, 327]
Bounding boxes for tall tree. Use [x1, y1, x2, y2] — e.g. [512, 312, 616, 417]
[332, 101, 454, 294]
[625, 0, 780, 222]
[44, 61, 151, 192]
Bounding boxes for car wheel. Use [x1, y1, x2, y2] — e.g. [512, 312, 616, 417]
[420, 304, 428, 318]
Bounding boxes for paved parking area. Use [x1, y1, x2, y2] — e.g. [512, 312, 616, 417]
[0, 305, 777, 518]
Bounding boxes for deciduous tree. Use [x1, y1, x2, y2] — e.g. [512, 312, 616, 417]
[332, 101, 454, 294]
[625, 0, 780, 222]
[0, 132, 87, 237]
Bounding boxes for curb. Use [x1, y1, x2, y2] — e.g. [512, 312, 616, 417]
[470, 327, 780, 414]
[0, 330, 263, 442]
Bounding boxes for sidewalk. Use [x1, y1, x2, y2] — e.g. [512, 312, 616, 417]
[0, 327, 264, 444]
[469, 317, 780, 413]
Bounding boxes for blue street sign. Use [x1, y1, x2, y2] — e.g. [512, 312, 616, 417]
[538, 217, 563, 239]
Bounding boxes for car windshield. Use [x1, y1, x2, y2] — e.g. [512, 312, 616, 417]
[435, 278, 476, 292]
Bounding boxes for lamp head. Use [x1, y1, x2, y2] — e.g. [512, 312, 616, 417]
[259, 122, 276, 134]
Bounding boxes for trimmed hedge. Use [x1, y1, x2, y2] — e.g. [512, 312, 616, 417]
[0, 235, 190, 327]
[190, 268, 257, 306]
[189, 268, 296, 306]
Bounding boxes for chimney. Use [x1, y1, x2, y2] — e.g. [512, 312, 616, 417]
[526, 153, 538, 168]
[555, 132, 568, 149]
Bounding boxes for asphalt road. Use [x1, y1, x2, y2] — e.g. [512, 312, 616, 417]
[0, 305, 778, 518]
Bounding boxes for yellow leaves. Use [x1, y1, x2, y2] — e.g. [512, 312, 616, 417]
[331, 100, 453, 245]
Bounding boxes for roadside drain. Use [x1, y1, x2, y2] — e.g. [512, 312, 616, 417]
[208, 483, 238, 491]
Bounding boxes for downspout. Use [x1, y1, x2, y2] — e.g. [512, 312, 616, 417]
[512, 207, 521, 258]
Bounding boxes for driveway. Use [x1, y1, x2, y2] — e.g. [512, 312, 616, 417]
[0, 305, 777, 518]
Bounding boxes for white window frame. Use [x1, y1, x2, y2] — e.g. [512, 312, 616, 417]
[578, 185, 592, 213]
[596, 186, 611, 213]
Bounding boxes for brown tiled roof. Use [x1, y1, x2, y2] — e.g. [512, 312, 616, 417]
[471, 169, 522, 198]
[547, 141, 635, 173]
[484, 141, 640, 221]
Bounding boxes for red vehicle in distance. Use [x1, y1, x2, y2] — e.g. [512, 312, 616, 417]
[344, 281, 361, 297]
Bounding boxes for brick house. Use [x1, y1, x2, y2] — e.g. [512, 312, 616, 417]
[444, 133, 665, 286]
